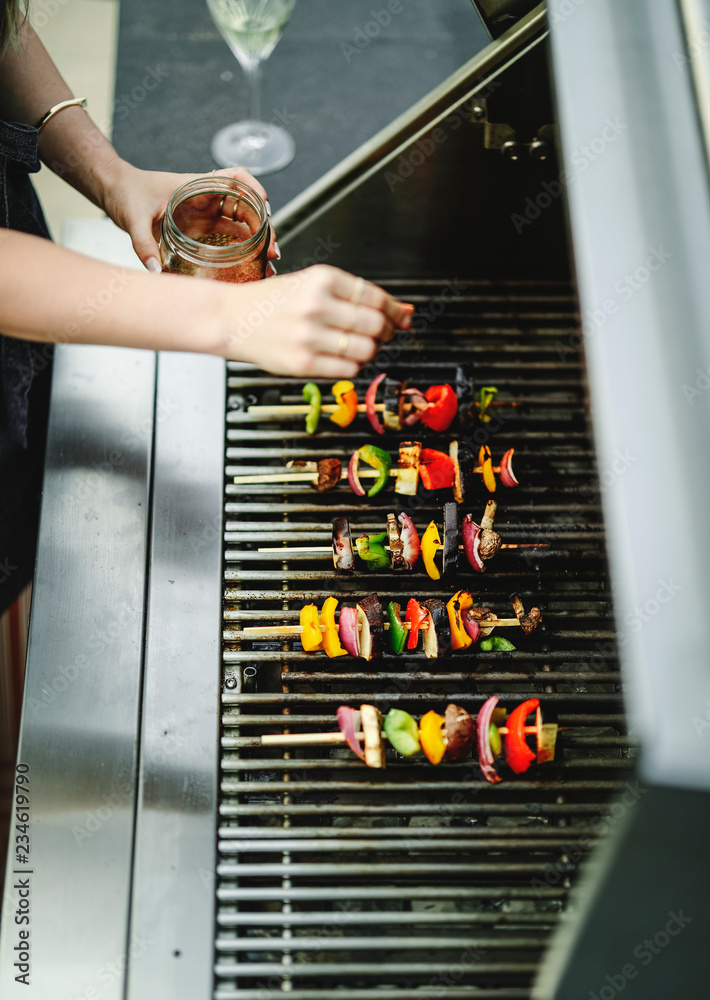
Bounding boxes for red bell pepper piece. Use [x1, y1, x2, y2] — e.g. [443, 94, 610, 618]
[419, 448, 455, 490]
[503, 697, 539, 774]
[421, 384, 458, 432]
[405, 598, 428, 650]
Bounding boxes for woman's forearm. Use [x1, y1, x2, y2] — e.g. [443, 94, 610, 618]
[0, 231, 227, 355]
[0, 231, 412, 380]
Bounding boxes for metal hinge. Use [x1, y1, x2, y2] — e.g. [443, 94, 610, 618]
[470, 98, 557, 161]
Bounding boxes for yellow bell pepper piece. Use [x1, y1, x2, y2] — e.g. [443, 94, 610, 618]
[421, 521, 442, 580]
[330, 380, 359, 427]
[478, 445, 497, 493]
[419, 709, 446, 765]
[447, 590, 474, 651]
[320, 597, 347, 658]
[300, 604, 323, 652]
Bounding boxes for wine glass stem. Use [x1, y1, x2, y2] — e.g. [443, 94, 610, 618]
[242, 58, 263, 124]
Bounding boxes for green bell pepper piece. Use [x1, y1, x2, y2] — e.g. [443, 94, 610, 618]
[383, 709, 421, 757]
[479, 385, 498, 424]
[302, 382, 322, 434]
[489, 723, 502, 758]
[386, 601, 407, 655]
[358, 444, 391, 497]
[479, 635, 517, 652]
[355, 531, 389, 571]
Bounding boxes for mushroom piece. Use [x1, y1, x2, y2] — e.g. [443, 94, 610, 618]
[510, 594, 543, 635]
[315, 457, 342, 492]
[444, 704, 477, 762]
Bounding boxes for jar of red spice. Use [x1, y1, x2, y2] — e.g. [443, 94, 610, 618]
[159, 176, 269, 283]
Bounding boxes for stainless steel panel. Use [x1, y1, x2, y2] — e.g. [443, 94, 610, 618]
[0, 344, 155, 999]
[126, 353, 225, 1000]
[273, 6, 563, 281]
[549, 0, 710, 791]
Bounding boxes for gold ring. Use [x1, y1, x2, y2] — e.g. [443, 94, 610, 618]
[349, 276, 365, 305]
[338, 332, 349, 356]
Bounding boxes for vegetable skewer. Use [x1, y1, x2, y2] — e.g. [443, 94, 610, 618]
[242, 593, 542, 658]
[257, 504, 547, 581]
[234, 700, 560, 781]
[233, 439, 520, 499]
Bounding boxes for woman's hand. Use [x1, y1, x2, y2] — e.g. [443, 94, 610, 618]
[100, 160, 279, 273]
[212, 264, 412, 378]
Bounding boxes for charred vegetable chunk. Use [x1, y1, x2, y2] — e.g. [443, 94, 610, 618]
[360, 703, 386, 768]
[356, 593, 384, 661]
[442, 502, 458, 578]
[332, 516, 354, 573]
[315, 458, 342, 492]
[395, 440, 422, 496]
[455, 364, 476, 432]
[444, 704, 476, 762]
[355, 532, 389, 571]
[386, 513, 405, 570]
[422, 598, 452, 658]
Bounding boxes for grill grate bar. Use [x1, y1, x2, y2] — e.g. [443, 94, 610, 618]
[216, 825, 604, 840]
[216, 837, 599, 853]
[214, 935, 547, 952]
[216, 885, 565, 901]
[219, 802, 626, 817]
[217, 911, 559, 926]
[278, 671, 620, 683]
[220, 712, 627, 727]
[214, 991, 533, 1000]
[214, 961, 540, 978]
[222, 689, 624, 702]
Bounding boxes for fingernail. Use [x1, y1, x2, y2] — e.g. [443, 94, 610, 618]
[400, 313, 412, 329]
[145, 256, 161, 273]
[273, 240, 281, 260]
[266, 200, 272, 217]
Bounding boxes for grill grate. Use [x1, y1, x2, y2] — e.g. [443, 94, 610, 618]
[215, 281, 634, 999]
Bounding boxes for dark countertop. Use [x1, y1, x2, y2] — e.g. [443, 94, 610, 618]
[112, 0, 489, 212]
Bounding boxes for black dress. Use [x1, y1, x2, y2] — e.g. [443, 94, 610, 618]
[0, 111, 53, 614]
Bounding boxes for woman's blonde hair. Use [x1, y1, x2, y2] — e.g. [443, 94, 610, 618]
[1, 0, 28, 53]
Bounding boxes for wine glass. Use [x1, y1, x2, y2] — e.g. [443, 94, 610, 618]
[207, 0, 297, 175]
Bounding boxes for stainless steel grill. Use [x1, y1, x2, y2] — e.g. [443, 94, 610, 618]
[15, 3, 710, 996]
[215, 279, 634, 998]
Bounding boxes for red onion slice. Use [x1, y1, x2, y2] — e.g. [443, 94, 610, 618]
[462, 609, 480, 644]
[397, 512, 421, 570]
[347, 450, 366, 496]
[401, 387, 428, 426]
[338, 606, 360, 657]
[365, 372, 386, 435]
[336, 706, 365, 761]
[477, 695, 502, 784]
[462, 514, 485, 572]
[499, 448, 519, 488]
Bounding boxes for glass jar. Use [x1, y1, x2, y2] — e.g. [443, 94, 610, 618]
[159, 176, 269, 283]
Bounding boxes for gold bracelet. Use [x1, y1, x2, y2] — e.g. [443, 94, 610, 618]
[35, 97, 88, 132]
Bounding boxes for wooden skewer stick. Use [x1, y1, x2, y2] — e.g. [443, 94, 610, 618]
[233, 465, 505, 486]
[245, 724, 566, 748]
[255, 543, 544, 553]
[242, 618, 522, 638]
[245, 401, 519, 417]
